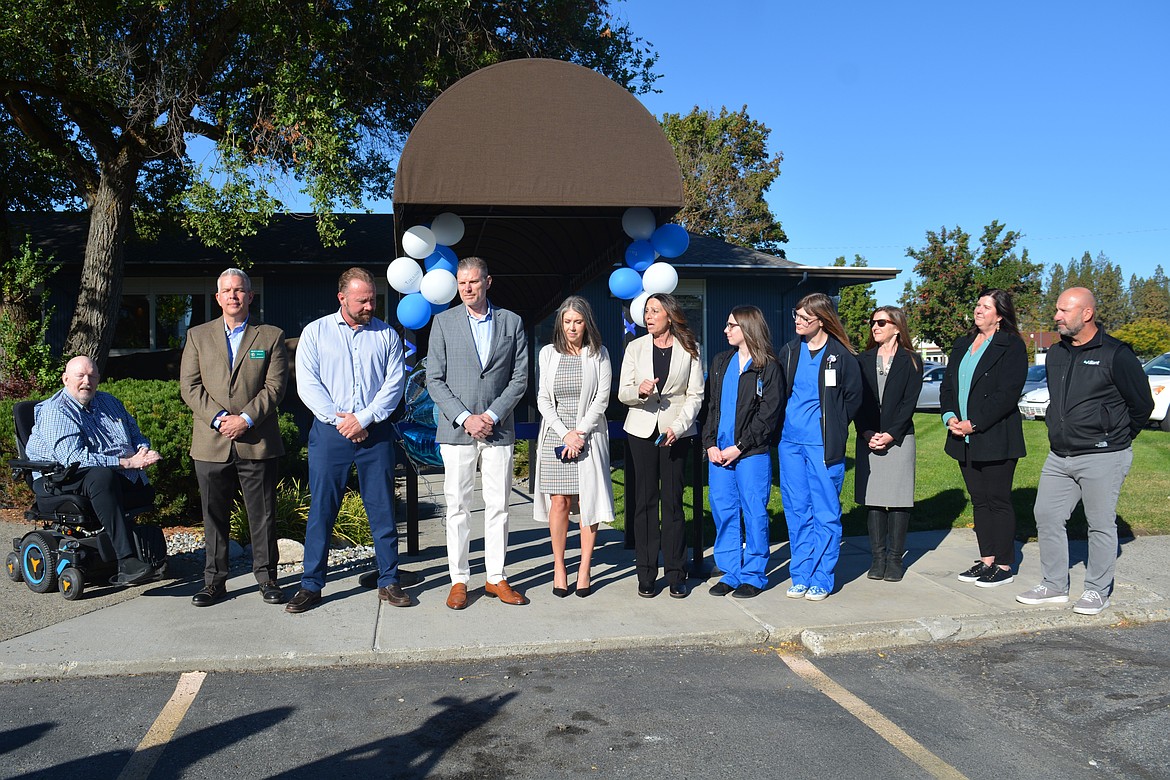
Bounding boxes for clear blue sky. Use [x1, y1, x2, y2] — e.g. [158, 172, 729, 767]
[616, 0, 1170, 305]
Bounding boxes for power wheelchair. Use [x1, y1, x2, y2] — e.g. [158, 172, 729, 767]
[5, 400, 167, 600]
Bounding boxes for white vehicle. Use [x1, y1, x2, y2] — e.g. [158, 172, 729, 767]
[1017, 351, 1170, 431]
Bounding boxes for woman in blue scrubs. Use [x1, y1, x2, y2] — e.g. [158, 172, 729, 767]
[777, 293, 862, 602]
[703, 305, 783, 598]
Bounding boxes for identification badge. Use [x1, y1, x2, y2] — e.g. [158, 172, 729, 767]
[756, 377, 764, 397]
[825, 369, 837, 387]
[249, 349, 266, 359]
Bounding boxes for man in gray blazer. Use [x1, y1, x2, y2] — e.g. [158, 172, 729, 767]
[180, 268, 288, 608]
[427, 256, 529, 610]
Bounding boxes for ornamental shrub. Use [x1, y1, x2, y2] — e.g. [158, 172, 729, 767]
[0, 379, 303, 526]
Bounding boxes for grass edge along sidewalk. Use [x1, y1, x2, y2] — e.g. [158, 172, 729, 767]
[606, 414, 1170, 541]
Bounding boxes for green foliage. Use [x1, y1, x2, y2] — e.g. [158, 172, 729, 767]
[0, 379, 303, 526]
[1130, 266, 1170, 322]
[901, 221, 1042, 352]
[230, 477, 312, 545]
[833, 255, 877, 349]
[2, 0, 660, 363]
[0, 238, 62, 396]
[659, 105, 786, 253]
[1111, 318, 1170, 359]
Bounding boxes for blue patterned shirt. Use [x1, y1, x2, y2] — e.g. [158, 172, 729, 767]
[25, 389, 152, 483]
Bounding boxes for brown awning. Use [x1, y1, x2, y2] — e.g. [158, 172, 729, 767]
[393, 58, 684, 323]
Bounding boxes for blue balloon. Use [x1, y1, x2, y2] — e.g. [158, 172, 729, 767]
[651, 223, 690, 258]
[397, 293, 432, 330]
[425, 245, 458, 274]
[625, 240, 656, 272]
[608, 267, 643, 300]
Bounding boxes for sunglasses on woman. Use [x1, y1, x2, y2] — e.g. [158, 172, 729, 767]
[871, 319, 891, 327]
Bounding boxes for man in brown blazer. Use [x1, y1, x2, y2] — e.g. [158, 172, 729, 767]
[180, 268, 289, 607]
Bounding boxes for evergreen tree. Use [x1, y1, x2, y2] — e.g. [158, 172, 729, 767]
[833, 255, 876, 349]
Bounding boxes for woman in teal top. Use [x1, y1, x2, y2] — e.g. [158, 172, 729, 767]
[939, 289, 1028, 588]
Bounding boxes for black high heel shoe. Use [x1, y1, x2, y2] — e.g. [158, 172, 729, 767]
[553, 586, 570, 598]
[575, 585, 592, 598]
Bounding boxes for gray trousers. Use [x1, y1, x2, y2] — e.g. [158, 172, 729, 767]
[1034, 448, 1133, 596]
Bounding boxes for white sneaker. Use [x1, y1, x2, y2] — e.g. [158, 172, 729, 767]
[1016, 585, 1069, 605]
[786, 584, 809, 599]
[1072, 590, 1110, 615]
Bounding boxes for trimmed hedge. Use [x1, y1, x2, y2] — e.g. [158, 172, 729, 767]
[0, 380, 304, 526]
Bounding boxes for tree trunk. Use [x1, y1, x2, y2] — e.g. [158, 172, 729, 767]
[63, 153, 140, 371]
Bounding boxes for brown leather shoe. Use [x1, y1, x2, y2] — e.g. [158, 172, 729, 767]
[484, 579, 528, 605]
[446, 583, 468, 610]
[378, 584, 413, 607]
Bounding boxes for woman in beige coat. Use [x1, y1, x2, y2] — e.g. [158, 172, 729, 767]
[533, 297, 614, 598]
[619, 293, 704, 599]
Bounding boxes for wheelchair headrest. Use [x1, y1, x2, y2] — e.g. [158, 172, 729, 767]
[13, 400, 37, 460]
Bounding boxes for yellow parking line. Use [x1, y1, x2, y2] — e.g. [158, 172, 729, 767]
[117, 671, 207, 780]
[776, 652, 969, 780]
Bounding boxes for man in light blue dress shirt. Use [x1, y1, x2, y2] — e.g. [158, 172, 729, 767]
[286, 268, 410, 613]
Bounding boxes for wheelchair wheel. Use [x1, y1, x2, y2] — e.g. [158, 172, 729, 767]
[20, 531, 58, 594]
[58, 567, 85, 601]
[6, 550, 22, 583]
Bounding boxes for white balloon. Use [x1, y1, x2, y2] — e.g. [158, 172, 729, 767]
[430, 212, 465, 246]
[387, 256, 424, 294]
[403, 225, 437, 260]
[622, 207, 656, 241]
[420, 268, 458, 304]
[641, 261, 679, 294]
[630, 291, 651, 328]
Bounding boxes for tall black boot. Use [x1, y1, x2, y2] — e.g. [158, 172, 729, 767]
[884, 510, 911, 582]
[866, 509, 888, 580]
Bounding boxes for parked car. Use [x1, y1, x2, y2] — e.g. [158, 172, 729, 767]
[1021, 364, 1047, 396]
[1016, 352, 1170, 431]
[916, 364, 947, 410]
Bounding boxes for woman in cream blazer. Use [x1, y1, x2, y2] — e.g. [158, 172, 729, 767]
[618, 293, 704, 599]
[533, 297, 614, 598]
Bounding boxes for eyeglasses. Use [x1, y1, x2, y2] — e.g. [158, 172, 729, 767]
[724, 322, 740, 330]
[792, 310, 819, 325]
[871, 319, 891, 328]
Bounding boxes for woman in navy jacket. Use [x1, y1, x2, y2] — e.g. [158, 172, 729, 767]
[777, 292, 862, 602]
[702, 305, 782, 599]
[939, 289, 1028, 588]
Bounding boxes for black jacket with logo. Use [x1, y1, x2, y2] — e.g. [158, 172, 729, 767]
[701, 349, 783, 459]
[777, 336, 862, 465]
[1045, 328, 1154, 456]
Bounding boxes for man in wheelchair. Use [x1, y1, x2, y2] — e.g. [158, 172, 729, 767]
[23, 356, 162, 586]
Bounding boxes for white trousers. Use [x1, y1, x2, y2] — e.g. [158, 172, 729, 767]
[440, 441, 515, 585]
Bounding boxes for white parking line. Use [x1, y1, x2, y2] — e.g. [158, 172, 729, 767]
[776, 652, 969, 780]
[117, 671, 207, 780]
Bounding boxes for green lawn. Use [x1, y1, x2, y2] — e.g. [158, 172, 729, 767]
[608, 414, 1170, 540]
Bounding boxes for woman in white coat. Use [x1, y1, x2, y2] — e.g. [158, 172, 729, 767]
[619, 293, 704, 599]
[534, 296, 614, 598]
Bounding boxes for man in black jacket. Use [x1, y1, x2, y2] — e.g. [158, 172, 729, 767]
[1016, 287, 1154, 615]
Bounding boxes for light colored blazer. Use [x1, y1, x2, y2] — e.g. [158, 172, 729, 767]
[180, 320, 288, 462]
[533, 344, 615, 525]
[618, 334, 704, 439]
[427, 303, 529, 445]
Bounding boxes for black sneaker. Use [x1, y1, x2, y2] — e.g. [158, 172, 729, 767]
[732, 583, 763, 599]
[957, 561, 992, 583]
[708, 581, 734, 597]
[975, 566, 1014, 588]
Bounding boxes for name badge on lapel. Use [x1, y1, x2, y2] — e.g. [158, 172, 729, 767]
[248, 349, 266, 359]
[825, 354, 838, 387]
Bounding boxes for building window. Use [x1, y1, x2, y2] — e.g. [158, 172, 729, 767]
[673, 279, 707, 371]
[110, 277, 264, 354]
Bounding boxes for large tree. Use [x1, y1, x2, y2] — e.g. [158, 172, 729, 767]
[833, 255, 876, 349]
[659, 105, 786, 253]
[1, 0, 658, 367]
[901, 221, 1042, 353]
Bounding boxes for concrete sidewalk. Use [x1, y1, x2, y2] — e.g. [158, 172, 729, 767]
[3, 476, 1168, 682]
